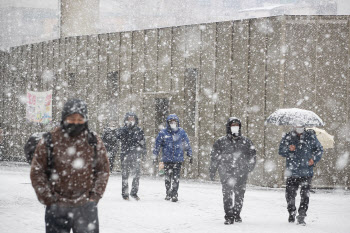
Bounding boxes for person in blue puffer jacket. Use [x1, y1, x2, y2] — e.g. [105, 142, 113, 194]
[279, 127, 323, 226]
[153, 114, 193, 202]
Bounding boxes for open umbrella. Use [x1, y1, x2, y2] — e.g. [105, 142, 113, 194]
[266, 108, 324, 127]
[307, 127, 334, 149]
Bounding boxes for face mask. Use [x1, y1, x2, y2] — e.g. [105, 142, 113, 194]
[231, 126, 239, 135]
[170, 123, 177, 131]
[63, 123, 87, 137]
[295, 127, 304, 134]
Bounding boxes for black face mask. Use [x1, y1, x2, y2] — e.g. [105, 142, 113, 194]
[62, 122, 87, 137]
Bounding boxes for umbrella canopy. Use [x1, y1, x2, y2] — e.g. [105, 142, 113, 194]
[307, 127, 334, 149]
[266, 108, 324, 127]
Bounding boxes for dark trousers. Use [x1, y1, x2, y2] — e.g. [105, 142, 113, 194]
[121, 159, 141, 198]
[285, 176, 312, 217]
[164, 162, 182, 197]
[108, 152, 116, 172]
[222, 173, 248, 220]
[45, 202, 99, 233]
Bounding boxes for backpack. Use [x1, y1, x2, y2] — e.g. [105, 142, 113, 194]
[24, 131, 98, 170]
[24, 132, 51, 165]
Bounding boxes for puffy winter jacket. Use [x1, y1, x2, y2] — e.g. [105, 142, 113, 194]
[279, 130, 323, 178]
[153, 114, 192, 163]
[209, 117, 256, 182]
[30, 99, 110, 207]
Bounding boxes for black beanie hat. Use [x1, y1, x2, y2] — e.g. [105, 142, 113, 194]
[61, 99, 88, 122]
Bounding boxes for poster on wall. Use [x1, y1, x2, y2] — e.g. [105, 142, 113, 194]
[26, 90, 53, 124]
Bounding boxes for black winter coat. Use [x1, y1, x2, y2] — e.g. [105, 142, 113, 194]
[102, 113, 147, 162]
[209, 117, 257, 182]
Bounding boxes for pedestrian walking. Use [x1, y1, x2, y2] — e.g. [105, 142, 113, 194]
[30, 99, 110, 233]
[153, 114, 193, 202]
[209, 117, 256, 225]
[279, 126, 323, 225]
[112, 112, 147, 200]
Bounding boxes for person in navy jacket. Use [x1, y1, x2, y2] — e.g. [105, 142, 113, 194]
[279, 127, 323, 225]
[153, 114, 193, 202]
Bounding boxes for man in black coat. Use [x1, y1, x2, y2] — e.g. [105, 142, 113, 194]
[104, 112, 147, 200]
[209, 117, 257, 225]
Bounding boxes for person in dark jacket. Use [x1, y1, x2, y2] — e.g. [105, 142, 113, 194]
[102, 126, 117, 172]
[31, 99, 110, 233]
[153, 114, 193, 202]
[209, 117, 256, 225]
[279, 126, 323, 225]
[112, 112, 147, 200]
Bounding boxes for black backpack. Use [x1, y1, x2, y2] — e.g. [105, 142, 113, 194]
[24, 131, 98, 169]
[24, 132, 52, 165]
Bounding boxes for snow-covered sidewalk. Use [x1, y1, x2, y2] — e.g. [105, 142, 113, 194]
[0, 162, 349, 233]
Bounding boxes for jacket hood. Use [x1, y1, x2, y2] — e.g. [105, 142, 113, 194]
[61, 99, 88, 122]
[166, 114, 180, 130]
[226, 117, 242, 136]
[123, 112, 139, 126]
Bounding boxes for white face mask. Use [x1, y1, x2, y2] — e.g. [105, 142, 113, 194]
[295, 127, 304, 134]
[231, 126, 239, 135]
[170, 123, 177, 130]
[126, 121, 135, 126]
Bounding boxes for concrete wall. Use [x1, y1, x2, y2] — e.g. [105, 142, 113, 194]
[0, 15, 349, 188]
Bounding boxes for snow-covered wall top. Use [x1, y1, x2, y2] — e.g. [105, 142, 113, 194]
[1, 0, 349, 50]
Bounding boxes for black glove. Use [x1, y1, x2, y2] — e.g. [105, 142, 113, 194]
[189, 157, 193, 164]
[210, 173, 215, 181]
[153, 157, 158, 165]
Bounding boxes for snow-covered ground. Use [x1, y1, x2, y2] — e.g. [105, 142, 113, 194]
[0, 162, 349, 233]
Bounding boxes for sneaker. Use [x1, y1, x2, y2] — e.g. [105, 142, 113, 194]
[297, 216, 306, 226]
[288, 213, 296, 223]
[235, 215, 242, 223]
[224, 219, 234, 225]
[171, 196, 178, 202]
[130, 194, 140, 201]
[165, 195, 171, 201]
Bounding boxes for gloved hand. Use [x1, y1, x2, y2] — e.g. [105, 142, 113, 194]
[153, 157, 158, 165]
[189, 157, 193, 164]
[210, 173, 215, 181]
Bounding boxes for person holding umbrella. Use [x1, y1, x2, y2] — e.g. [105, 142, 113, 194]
[267, 108, 325, 225]
[279, 125, 323, 225]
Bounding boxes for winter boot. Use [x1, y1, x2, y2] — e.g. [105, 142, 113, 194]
[297, 216, 306, 226]
[122, 195, 129, 200]
[224, 218, 234, 225]
[234, 215, 242, 223]
[171, 196, 178, 202]
[288, 212, 296, 223]
[131, 194, 140, 201]
[165, 195, 171, 201]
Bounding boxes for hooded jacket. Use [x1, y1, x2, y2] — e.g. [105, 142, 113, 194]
[279, 129, 323, 177]
[209, 117, 256, 182]
[30, 99, 110, 207]
[153, 114, 192, 163]
[105, 112, 147, 161]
